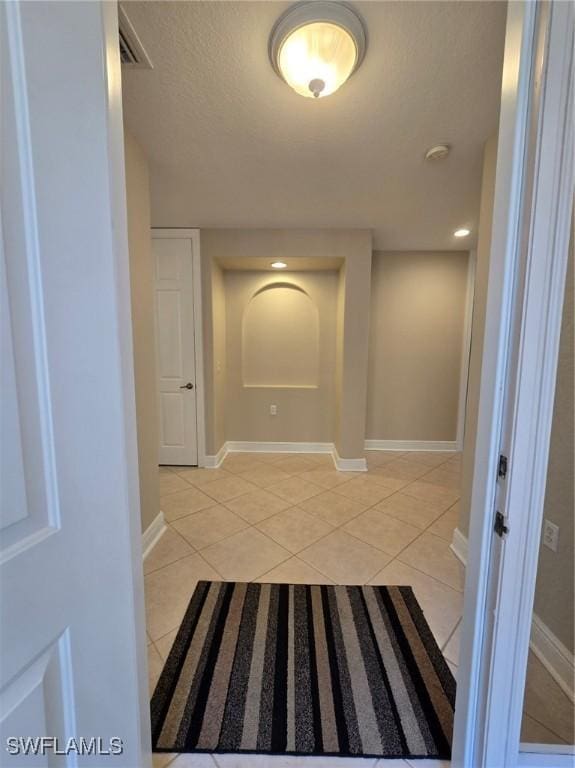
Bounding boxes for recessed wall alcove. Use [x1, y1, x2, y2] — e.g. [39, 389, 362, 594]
[222, 267, 340, 443]
[242, 282, 320, 388]
[200, 228, 373, 457]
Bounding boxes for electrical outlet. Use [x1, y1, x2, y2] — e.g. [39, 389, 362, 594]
[270, 404, 277, 416]
[543, 519, 559, 552]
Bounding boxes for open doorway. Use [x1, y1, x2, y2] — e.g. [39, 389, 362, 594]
[119, 0, 506, 764]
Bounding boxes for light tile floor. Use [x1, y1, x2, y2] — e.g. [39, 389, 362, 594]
[145, 450, 569, 766]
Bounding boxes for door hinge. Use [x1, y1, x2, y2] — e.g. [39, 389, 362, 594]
[498, 454, 508, 478]
[494, 510, 509, 538]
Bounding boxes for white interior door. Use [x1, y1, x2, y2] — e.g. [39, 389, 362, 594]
[1, 3, 149, 765]
[153, 235, 198, 466]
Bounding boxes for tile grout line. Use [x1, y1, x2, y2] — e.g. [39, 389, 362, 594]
[521, 710, 570, 745]
[155, 463, 462, 588]
[441, 615, 463, 653]
[161, 491, 454, 581]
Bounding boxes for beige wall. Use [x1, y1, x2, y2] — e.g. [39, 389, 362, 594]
[200, 229, 372, 457]
[460, 134, 498, 537]
[532, 220, 574, 653]
[335, 250, 372, 458]
[124, 131, 159, 533]
[224, 271, 337, 442]
[366, 251, 469, 442]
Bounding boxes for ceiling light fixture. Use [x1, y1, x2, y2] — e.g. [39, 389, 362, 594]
[271, 261, 288, 269]
[269, 1, 367, 99]
[454, 228, 471, 238]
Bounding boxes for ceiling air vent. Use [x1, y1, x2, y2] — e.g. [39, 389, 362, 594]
[118, 5, 153, 69]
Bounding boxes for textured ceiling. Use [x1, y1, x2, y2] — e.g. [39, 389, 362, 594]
[121, 1, 507, 250]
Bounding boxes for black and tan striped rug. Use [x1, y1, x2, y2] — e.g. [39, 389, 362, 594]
[151, 581, 455, 759]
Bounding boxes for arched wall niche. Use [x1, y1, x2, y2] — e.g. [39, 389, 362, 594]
[242, 281, 320, 387]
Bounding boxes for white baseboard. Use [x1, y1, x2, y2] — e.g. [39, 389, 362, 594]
[226, 441, 333, 455]
[332, 446, 367, 472]
[204, 443, 228, 468]
[448, 527, 574, 703]
[205, 440, 366, 473]
[530, 613, 575, 702]
[518, 747, 575, 766]
[365, 439, 460, 452]
[142, 511, 166, 559]
[451, 527, 469, 566]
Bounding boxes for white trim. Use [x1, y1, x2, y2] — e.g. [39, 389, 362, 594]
[226, 440, 333, 455]
[454, 3, 574, 766]
[530, 614, 575, 703]
[451, 528, 469, 566]
[364, 439, 458, 452]
[454, 3, 543, 763]
[151, 228, 206, 468]
[332, 446, 367, 472]
[191, 230, 206, 468]
[141, 511, 166, 559]
[457, 250, 476, 450]
[453, 3, 544, 765]
[205, 441, 367, 473]
[204, 443, 228, 469]
[518, 746, 575, 767]
[483, 4, 574, 766]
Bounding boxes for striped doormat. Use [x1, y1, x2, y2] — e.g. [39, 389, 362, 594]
[151, 581, 456, 759]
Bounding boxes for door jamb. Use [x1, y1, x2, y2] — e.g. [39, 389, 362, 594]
[452, 2, 574, 766]
[151, 228, 206, 467]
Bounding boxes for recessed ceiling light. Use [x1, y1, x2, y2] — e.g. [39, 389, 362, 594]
[454, 228, 471, 238]
[271, 261, 287, 269]
[269, 1, 367, 99]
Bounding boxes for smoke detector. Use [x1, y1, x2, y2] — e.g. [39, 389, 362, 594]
[425, 144, 450, 161]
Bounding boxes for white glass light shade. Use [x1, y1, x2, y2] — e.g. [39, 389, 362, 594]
[278, 22, 358, 98]
[269, 2, 366, 100]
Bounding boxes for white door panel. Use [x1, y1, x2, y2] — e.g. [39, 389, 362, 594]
[1, 3, 149, 765]
[153, 237, 198, 465]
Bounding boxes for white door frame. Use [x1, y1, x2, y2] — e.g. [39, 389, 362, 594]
[453, 2, 574, 767]
[151, 228, 207, 468]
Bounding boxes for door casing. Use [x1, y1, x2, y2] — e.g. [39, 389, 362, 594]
[452, 2, 574, 766]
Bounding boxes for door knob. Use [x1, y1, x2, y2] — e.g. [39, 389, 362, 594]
[180, 382, 194, 390]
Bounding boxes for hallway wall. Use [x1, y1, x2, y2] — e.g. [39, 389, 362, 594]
[366, 250, 469, 443]
[532, 218, 574, 654]
[124, 130, 160, 533]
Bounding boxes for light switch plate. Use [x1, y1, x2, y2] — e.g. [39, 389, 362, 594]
[270, 404, 277, 416]
[543, 519, 559, 552]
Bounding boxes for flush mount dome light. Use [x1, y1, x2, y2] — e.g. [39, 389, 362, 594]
[269, 1, 367, 99]
[454, 228, 471, 238]
[271, 261, 288, 269]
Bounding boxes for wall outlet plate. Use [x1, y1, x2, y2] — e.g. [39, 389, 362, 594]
[542, 519, 559, 552]
[270, 404, 277, 416]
